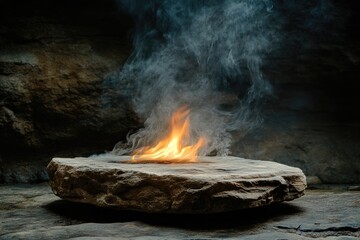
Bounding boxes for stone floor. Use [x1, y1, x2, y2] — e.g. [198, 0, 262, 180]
[0, 183, 359, 240]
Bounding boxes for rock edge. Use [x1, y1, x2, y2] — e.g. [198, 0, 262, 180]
[47, 155, 306, 213]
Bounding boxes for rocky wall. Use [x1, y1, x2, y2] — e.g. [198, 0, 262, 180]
[0, 0, 140, 182]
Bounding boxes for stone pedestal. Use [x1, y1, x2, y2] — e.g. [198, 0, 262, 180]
[47, 155, 306, 213]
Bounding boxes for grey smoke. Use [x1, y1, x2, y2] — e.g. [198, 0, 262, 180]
[106, 0, 335, 156]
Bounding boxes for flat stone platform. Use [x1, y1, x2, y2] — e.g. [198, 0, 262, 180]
[47, 155, 306, 213]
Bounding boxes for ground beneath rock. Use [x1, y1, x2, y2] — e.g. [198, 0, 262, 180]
[0, 183, 359, 239]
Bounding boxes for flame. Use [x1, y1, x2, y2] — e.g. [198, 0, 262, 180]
[131, 106, 205, 163]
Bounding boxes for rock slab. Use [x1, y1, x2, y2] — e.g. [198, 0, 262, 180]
[47, 155, 306, 214]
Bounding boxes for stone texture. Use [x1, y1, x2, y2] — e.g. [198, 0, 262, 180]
[0, 0, 140, 183]
[0, 183, 359, 239]
[47, 155, 306, 213]
[0, 1, 135, 151]
[229, 1, 360, 184]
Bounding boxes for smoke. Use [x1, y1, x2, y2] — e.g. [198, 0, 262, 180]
[108, 0, 275, 156]
[106, 0, 335, 156]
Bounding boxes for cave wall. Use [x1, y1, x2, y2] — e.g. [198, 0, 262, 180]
[231, 1, 360, 183]
[0, 0, 140, 182]
[0, 0, 359, 183]
[233, 1, 360, 183]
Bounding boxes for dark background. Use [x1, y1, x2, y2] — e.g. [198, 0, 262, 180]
[0, 0, 359, 183]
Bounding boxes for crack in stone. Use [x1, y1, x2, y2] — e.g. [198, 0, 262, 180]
[276, 225, 360, 238]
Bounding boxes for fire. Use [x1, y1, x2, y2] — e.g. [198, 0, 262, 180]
[131, 106, 206, 163]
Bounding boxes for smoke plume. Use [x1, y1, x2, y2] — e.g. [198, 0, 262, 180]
[105, 0, 335, 156]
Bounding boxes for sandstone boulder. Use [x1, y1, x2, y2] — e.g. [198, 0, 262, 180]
[47, 155, 306, 213]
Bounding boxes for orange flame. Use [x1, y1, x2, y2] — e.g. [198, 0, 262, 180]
[131, 106, 205, 163]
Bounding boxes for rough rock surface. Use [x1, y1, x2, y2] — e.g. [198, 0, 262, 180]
[229, 1, 360, 184]
[0, 183, 359, 239]
[47, 155, 306, 213]
[0, 0, 140, 183]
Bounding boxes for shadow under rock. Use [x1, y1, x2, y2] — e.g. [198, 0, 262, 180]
[44, 200, 303, 230]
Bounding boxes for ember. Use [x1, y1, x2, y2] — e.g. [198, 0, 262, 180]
[131, 106, 206, 163]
